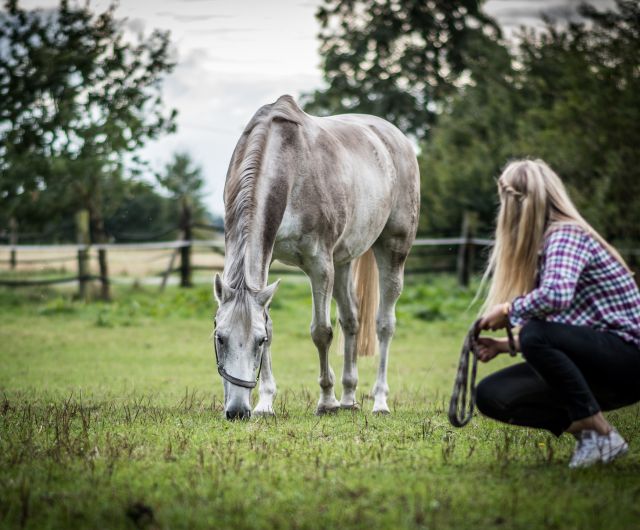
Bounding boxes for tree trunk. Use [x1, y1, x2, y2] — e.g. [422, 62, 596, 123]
[9, 217, 17, 270]
[180, 198, 193, 288]
[456, 211, 476, 288]
[75, 210, 91, 301]
[89, 188, 111, 301]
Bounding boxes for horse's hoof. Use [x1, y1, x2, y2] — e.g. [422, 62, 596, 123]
[315, 404, 340, 415]
[340, 402, 360, 411]
[253, 408, 275, 417]
[372, 408, 390, 415]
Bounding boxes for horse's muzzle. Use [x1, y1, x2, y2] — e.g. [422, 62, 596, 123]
[225, 405, 251, 420]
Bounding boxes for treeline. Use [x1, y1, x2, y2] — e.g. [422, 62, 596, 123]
[0, 1, 213, 243]
[3, 153, 215, 243]
[305, 0, 640, 243]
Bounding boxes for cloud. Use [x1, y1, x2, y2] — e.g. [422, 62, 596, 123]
[155, 12, 233, 22]
[486, 0, 617, 25]
[138, 43, 321, 215]
[123, 17, 146, 35]
[191, 27, 260, 34]
[484, 0, 617, 35]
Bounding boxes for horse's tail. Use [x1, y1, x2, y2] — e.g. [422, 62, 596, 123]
[353, 248, 379, 357]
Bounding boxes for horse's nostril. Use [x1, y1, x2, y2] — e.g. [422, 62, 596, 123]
[225, 408, 251, 421]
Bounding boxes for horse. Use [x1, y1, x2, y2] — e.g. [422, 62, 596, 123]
[213, 94, 419, 419]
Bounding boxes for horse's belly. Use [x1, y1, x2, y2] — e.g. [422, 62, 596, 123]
[274, 183, 392, 267]
[272, 203, 387, 268]
[273, 133, 397, 267]
[332, 168, 394, 263]
[332, 214, 389, 264]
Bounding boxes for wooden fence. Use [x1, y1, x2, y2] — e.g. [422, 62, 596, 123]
[3, 217, 637, 299]
[0, 238, 489, 298]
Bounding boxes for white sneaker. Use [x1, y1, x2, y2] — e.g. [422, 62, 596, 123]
[569, 430, 601, 468]
[599, 428, 629, 464]
[568, 428, 629, 468]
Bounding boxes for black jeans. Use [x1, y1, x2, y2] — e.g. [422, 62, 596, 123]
[476, 319, 640, 436]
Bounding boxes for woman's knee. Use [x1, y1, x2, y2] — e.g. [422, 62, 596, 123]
[519, 319, 550, 358]
[476, 377, 507, 420]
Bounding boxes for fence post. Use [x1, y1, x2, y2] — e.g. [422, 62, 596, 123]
[93, 211, 110, 301]
[160, 248, 180, 292]
[9, 217, 17, 270]
[456, 211, 476, 287]
[97, 247, 110, 301]
[75, 210, 90, 300]
[180, 201, 192, 288]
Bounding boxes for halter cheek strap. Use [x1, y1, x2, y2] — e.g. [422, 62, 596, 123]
[213, 310, 270, 389]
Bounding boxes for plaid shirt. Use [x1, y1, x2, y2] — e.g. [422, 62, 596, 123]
[510, 224, 640, 348]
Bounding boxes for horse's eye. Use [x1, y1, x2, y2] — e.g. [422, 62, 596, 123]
[215, 334, 225, 346]
[259, 336, 268, 346]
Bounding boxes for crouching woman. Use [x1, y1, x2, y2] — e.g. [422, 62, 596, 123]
[476, 159, 640, 468]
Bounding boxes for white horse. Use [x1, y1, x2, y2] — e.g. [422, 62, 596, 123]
[213, 95, 419, 419]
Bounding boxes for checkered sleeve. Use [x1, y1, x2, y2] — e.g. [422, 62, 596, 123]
[509, 225, 591, 325]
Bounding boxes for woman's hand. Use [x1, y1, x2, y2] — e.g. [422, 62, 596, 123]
[476, 337, 508, 363]
[479, 303, 509, 331]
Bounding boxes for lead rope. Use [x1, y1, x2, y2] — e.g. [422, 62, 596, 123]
[448, 318, 517, 428]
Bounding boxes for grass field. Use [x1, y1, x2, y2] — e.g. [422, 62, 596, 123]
[1, 275, 640, 530]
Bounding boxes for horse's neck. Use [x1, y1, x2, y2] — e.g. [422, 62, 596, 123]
[224, 236, 270, 291]
[225, 171, 289, 291]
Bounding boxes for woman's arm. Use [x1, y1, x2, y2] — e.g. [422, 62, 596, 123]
[509, 225, 591, 325]
[476, 335, 521, 362]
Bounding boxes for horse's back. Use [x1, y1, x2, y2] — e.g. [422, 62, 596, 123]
[324, 113, 420, 238]
[329, 115, 421, 257]
[261, 98, 418, 266]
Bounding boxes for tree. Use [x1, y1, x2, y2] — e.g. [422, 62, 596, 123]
[513, 1, 640, 243]
[156, 153, 204, 205]
[156, 152, 206, 287]
[0, 0, 177, 298]
[303, 0, 499, 139]
[419, 0, 640, 244]
[104, 180, 181, 241]
[419, 34, 518, 236]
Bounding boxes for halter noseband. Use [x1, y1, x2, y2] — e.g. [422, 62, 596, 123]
[213, 310, 270, 389]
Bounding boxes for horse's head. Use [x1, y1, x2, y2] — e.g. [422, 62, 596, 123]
[213, 273, 279, 420]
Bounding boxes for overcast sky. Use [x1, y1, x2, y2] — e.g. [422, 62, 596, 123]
[18, 0, 616, 216]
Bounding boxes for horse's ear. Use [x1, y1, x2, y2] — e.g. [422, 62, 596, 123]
[256, 279, 280, 307]
[214, 274, 234, 303]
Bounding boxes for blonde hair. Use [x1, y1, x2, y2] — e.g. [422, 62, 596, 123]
[481, 159, 630, 312]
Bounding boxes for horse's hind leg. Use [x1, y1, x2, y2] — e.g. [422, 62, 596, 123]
[334, 262, 359, 409]
[308, 257, 340, 414]
[371, 243, 408, 414]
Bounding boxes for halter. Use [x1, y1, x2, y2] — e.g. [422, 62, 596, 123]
[213, 310, 270, 389]
[448, 318, 517, 427]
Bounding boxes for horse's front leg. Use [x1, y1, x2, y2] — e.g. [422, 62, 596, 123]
[253, 344, 276, 416]
[309, 259, 340, 415]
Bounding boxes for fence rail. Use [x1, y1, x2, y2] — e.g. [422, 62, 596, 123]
[0, 235, 488, 292]
[2, 229, 638, 296]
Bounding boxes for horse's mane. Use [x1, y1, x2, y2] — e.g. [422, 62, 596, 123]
[223, 95, 303, 291]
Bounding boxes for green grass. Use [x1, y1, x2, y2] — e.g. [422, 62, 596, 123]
[1, 276, 639, 530]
